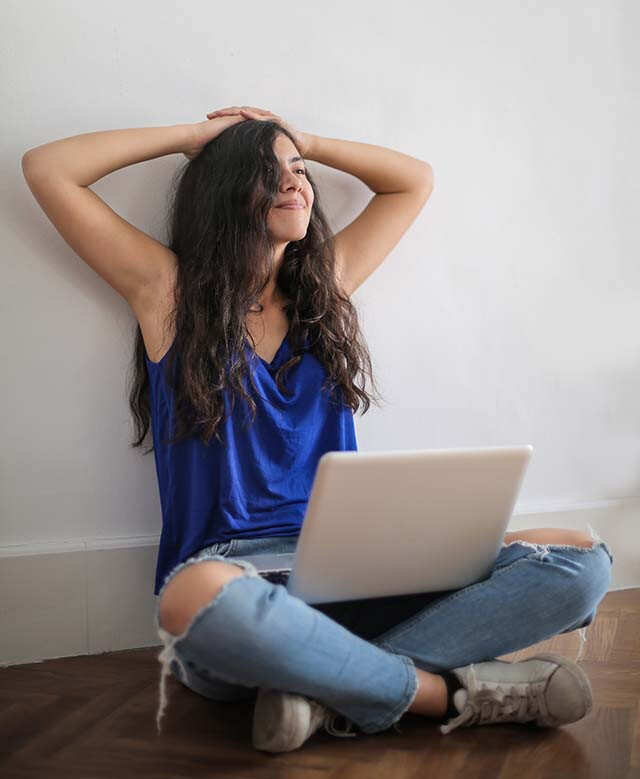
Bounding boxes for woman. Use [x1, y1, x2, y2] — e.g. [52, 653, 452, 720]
[22, 106, 613, 753]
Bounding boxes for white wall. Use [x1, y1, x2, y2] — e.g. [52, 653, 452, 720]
[2, 0, 639, 662]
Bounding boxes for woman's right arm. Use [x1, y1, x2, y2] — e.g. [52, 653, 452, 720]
[21, 123, 198, 310]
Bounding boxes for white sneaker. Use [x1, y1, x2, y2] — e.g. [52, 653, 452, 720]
[252, 688, 358, 753]
[440, 652, 593, 735]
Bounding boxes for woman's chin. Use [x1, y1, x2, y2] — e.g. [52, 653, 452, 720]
[268, 228, 308, 242]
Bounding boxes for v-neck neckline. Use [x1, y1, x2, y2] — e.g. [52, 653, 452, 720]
[245, 330, 290, 368]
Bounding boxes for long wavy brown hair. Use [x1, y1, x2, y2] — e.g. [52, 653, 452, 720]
[127, 119, 385, 455]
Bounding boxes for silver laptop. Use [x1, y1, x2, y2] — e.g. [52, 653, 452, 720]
[240, 445, 533, 605]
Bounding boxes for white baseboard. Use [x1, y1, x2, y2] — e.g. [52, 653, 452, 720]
[1, 498, 638, 667]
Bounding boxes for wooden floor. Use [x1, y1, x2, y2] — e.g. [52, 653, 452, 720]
[2, 588, 639, 779]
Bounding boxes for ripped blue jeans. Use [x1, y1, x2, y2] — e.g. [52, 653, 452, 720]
[153, 532, 613, 736]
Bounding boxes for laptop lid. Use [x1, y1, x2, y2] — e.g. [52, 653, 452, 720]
[272, 444, 534, 604]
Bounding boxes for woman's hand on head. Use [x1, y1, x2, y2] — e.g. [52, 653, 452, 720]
[205, 105, 311, 156]
[183, 112, 248, 161]
[183, 105, 312, 161]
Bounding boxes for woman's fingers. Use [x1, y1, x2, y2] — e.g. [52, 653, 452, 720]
[206, 110, 236, 118]
[240, 109, 281, 123]
[206, 107, 242, 118]
[243, 106, 274, 115]
[206, 106, 276, 119]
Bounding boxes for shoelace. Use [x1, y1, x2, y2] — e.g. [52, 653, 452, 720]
[440, 680, 550, 735]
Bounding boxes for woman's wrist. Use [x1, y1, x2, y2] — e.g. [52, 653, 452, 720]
[298, 132, 316, 158]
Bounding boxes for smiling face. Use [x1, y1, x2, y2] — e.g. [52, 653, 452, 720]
[266, 133, 314, 243]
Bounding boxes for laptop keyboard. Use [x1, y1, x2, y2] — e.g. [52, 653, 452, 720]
[258, 569, 291, 586]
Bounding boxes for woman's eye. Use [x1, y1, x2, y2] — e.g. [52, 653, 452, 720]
[297, 168, 307, 175]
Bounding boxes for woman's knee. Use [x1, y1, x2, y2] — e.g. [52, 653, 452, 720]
[159, 560, 250, 637]
[553, 542, 613, 621]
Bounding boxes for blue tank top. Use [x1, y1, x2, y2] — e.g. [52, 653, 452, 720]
[145, 331, 358, 595]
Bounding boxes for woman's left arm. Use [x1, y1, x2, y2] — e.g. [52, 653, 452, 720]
[303, 133, 432, 193]
[302, 134, 433, 296]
